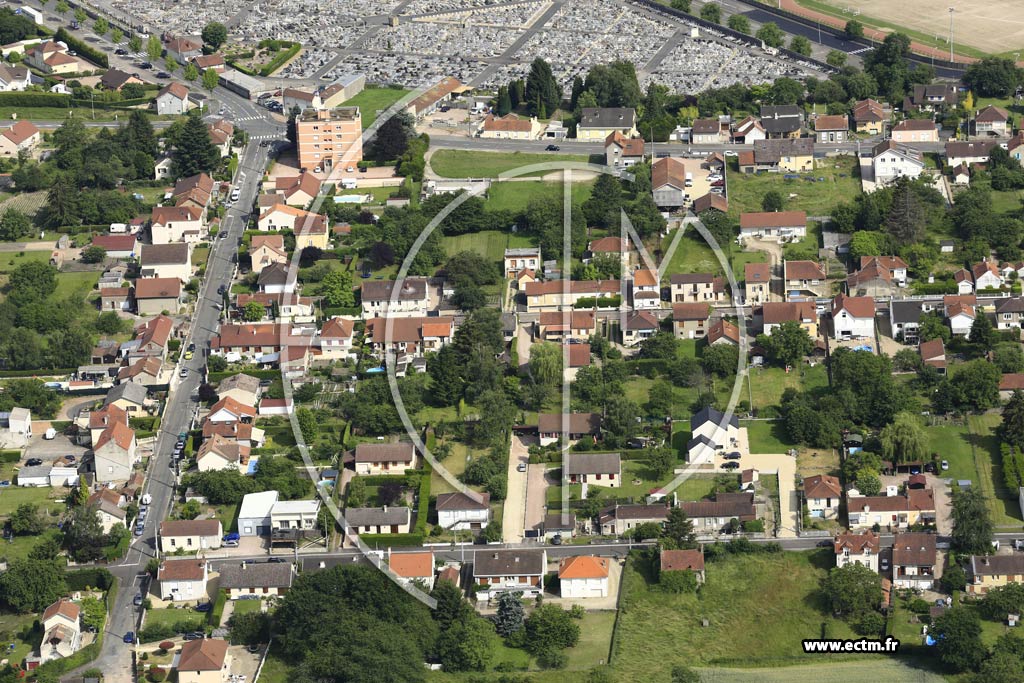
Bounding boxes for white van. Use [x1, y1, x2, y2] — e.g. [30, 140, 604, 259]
[341, 179, 357, 190]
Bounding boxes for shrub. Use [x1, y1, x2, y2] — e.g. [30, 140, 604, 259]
[149, 667, 167, 682]
[852, 610, 885, 636]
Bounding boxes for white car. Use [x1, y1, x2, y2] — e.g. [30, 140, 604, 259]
[723, 150, 738, 157]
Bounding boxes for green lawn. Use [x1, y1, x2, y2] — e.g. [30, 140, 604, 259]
[53, 270, 101, 299]
[744, 419, 797, 454]
[613, 550, 883, 678]
[726, 155, 861, 219]
[192, 246, 210, 268]
[337, 186, 395, 204]
[484, 180, 594, 213]
[967, 413, 1024, 528]
[746, 364, 829, 412]
[921, 421, 979, 484]
[548, 459, 679, 505]
[430, 150, 592, 178]
[0, 480, 70, 518]
[143, 607, 204, 631]
[442, 230, 533, 263]
[564, 611, 615, 669]
[340, 87, 411, 129]
[0, 611, 40, 667]
[231, 599, 263, 616]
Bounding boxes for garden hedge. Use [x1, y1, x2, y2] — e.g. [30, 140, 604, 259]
[55, 28, 108, 67]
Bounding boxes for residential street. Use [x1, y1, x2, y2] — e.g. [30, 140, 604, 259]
[502, 435, 532, 542]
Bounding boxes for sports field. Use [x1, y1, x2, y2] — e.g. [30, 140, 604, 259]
[807, 0, 1024, 55]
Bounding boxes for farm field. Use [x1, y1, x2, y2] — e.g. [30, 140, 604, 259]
[430, 150, 592, 178]
[796, 0, 1024, 56]
[340, 87, 411, 129]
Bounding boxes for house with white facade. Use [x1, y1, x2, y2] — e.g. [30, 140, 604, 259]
[354, 442, 416, 475]
[804, 474, 842, 520]
[831, 293, 875, 340]
[435, 491, 491, 531]
[872, 140, 924, 186]
[158, 559, 208, 602]
[834, 531, 880, 572]
[558, 556, 610, 598]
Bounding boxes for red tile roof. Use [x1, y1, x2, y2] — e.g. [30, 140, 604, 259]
[558, 555, 609, 579]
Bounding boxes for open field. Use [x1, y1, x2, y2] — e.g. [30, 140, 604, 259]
[484, 179, 594, 213]
[441, 230, 535, 263]
[693, 660, 945, 683]
[613, 550, 910, 678]
[795, 0, 1024, 57]
[967, 413, 1024, 528]
[726, 155, 861, 219]
[340, 87, 411, 129]
[430, 150, 592, 178]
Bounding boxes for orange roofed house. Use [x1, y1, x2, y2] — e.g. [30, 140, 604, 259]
[660, 549, 705, 583]
[479, 113, 541, 140]
[389, 551, 435, 589]
[558, 556, 610, 598]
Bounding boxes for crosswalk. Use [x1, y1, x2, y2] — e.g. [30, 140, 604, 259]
[250, 134, 281, 140]
[235, 115, 265, 122]
[849, 47, 872, 55]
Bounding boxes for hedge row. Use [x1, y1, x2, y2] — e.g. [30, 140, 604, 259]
[259, 42, 300, 76]
[573, 296, 622, 309]
[71, 95, 155, 109]
[66, 568, 115, 591]
[0, 450, 20, 464]
[55, 28, 108, 68]
[359, 532, 425, 547]
[0, 92, 72, 108]
[414, 465, 430, 537]
[208, 588, 227, 627]
[0, 367, 76, 377]
[1002, 442, 1024, 491]
[323, 306, 361, 317]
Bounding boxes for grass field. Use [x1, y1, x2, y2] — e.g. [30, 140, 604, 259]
[967, 413, 1024, 528]
[340, 87, 411, 129]
[726, 155, 861, 219]
[0, 190, 48, 217]
[441, 230, 534, 262]
[484, 180, 594, 213]
[231, 599, 263, 616]
[0, 611, 39, 667]
[143, 607, 204, 632]
[613, 550, 897, 678]
[430, 150, 592, 178]
[921, 420, 979, 484]
[792, 0, 1023, 57]
[746, 364, 829, 412]
[693, 660, 945, 683]
[53, 270, 101, 299]
[744, 419, 798, 453]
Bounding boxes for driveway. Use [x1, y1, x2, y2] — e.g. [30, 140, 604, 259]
[714, 428, 798, 538]
[502, 434, 532, 542]
[524, 462, 548, 533]
[515, 324, 532, 370]
[24, 433, 88, 462]
[880, 472, 952, 535]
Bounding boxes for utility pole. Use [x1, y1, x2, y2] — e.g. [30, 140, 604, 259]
[948, 7, 955, 63]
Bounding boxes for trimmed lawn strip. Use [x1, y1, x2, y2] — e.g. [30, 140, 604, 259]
[968, 413, 1024, 528]
[484, 180, 594, 212]
[430, 150, 591, 178]
[744, 419, 797, 453]
[339, 87, 411, 129]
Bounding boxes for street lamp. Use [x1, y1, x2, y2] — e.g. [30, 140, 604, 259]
[948, 7, 955, 64]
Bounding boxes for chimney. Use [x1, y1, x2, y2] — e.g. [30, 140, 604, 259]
[863, 505, 870, 513]
[382, 505, 388, 513]
[492, 553, 499, 560]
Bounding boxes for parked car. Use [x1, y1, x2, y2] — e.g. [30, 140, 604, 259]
[721, 461, 740, 470]
[179, 368, 189, 379]
[724, 452, 742, 460]
[816, 539, 832, 547]
[183, 350, 194, 360]
[545, 144, 560, 151]
[223, 540, 239, 547]
[139, 61, 152, 69]
[115, 48, 128, 55]
[0, 480, 10, 488]
[133, 593, 143, 606]
[188, 342, 196, 352]
[267, 557, 286, 563]
[224, 532, 241, 542]
[195, 603, 213, 613]
[551, 534, 563, 545]
[123, 632, 135, 644]
[516, 462, 527, 472]
[880, 557, 890, 571]
[941, 460, 950, 471]
[183, 632, 202, 641]
[156, 71, 170, 79]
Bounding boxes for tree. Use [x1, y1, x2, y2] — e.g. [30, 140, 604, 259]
[670, 0, 691, 11]
[951, 487, 993, 555]
[647, 380, 673, 418]
[845, 20, 864, 39]
[92, 17, 108, 35]
[524, 604, 580, 656]
[761, 190, 784, 212]
[947, 359, 1001, 413]
[980, 584, 1024, 621]
[372, 110, 415, 161]
[699, 3, 720, 23]
[179, 500, 202, 520]
[663, 507, 696, 549]
[321, 268, 354, 308]
[9, 260, 57, 302]
[296, 407, 318, 443]
[431, 578, 471, 631]
[435, 615, 494, 672]
[0, 559, 67, 613]
[202, 22, 228, 50]
[969, 312, 995, 347]
[495, 85, 512, 116]
[1003, 391, 1024, 449]
[228, 611, 272, 646]
[756, 22, 785, 48]
[241, 300, 264, 321]
[727, 14, 750, 33]
[128, 34, 142, 53]
[854, 468, 881, 496]
[80, 245, 106, 264]
[941, 564, 967, 593]
[9, 503, 46, 535]
[146, 34, 162, 62]
[660, 567, 698, 593]
[879, 411, 926, 463]
[183, 62, 199, 81]
[930, 607, 984, 672]
[826, 49, 847, 68]
[963, 57, 1022, 98]
[56, 0, 69, 15]
[767, 77, 804, 106]
[529, 341, 562, 390]
[757, 321, 813, 368]
[885, 178, 926, 243]
[647, 446, 676, 479]
[202, 67, 219, 91]
[110, 28, 123, 44]
[208, 354, 228, 372]
[524, 58, 561, 116]
[789, 35, 812, 56]
[171, 112, 220, 178]
[46, 174, 78, 228]
[821, 563, 882, 617]
[164, 55, 178, 74]
[0, 208, 32, 241]
[73, 7, 86, 23]
[977, 643, 1024, 683]
[427, 345, 462, 406]
[702, 343, 738, 378]
[63, 504, 108, 562]
[494, 591, 526, 637]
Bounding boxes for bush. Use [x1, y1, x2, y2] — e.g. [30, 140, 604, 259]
[66, 568, 114, 591]
[0, 92, 72, 108]
[148, 667, 167, 682]
[852, 610, 885, 636]
[258, 41, 300, 76]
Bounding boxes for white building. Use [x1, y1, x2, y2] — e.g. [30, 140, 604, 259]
[871, 140, 924, 186]
[238, 490, 279, 536]
[558, 556, 610, 598]
[834, 531, 880, 572]
[435, 491, 491, 531]
[157, 559, 208, 602]
[831, 293, 875, 340]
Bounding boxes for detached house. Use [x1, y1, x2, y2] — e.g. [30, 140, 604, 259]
[660, 549, 706, 584]
[93, 421, 137, 484]
[599, 503, 668, 536]
[892, 532, 937, 589]
[974, 105, 1010, 137]
[972, 261, 1003, 290]
[558, 556, 610, 598]
[946, 140, 997, 167]
[156, 82, 192, 116]
[630, 269, 660, 309]
[473, 548, 547, 599]
[760, 105, 802, 139]
[134, 277, 182, 315]
[537, 412, 601, 446]
[274, 171, 321, 207]
[813, 114, 848, 143]
[890, 119, 938, 143]
[576, 107, 638, 142]
[139, 243, 192, 282]
[804, 474, 842, 520]
[364, 316, 454, 360]
[872, 140, 924, 185]
[783, 260, 827, 300]
[740, 138, 814, 173]
[217, 373, 261, 406]
[563, 452, 621, 488]
[218, 562, 295, 599]
[919, 338, 947, 375]
[207, 396, 256, 424]
[670, 273, 723, 303]
[623, 310, 660, 347]
[478, 113, 541, 140]
[177, 639, 231, 683]
[847, 256, 908, 297]
[354, 442, 416, 475]
[0, 120, 40, 157]
[158, 558, 208, 602]
[249, 234, 288, 275]
[537, 311, 596, 342]
[604, 130, 645, 168]
[744, 262, 771, 305]
[344, 506, 411, 535]
[165, 36, 203, 63]
[996, 297, 1024, 330]
[834, 531, 880, 572]
[651, 156, 689, 209]
[38, 599, 82, 663]
[852, 99, 886, 135]
[159, 519, 223, 553]
[388, 552, 435, 590]
[504, 247, 541, 279]
[196, 434, 251, 474]
[904, 84, 957, 112]
[672, 303, 711, 339]
[831, 293, 875, 340]
[435, 491, 491, 531]
[319, 317, 355, 360]
[739, 211, 807, 242]
[731, 115, 766, 144]
[967, 554, 1024, 595]
[944, 295, 977, 336]
[88, 488, 127, 533]
[680, 492, 756, 532]
[708, 319, 740, 346]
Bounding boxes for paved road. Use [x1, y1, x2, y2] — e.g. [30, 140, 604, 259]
[502, 435, 531, 542]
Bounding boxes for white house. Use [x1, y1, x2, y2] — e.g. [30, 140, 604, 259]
[158, 519, 223, 553]
[972, 261, 1003, 291]
[271, 499, 321, 539]
[690, 406, 739, 450]
[435, 491, 491, 531]
[319, 317, 355, 360]
[892, 532, 937, 589]
[158, 559, 208, 602]
[238, 490, 279, 536]
[739, 211, 807, 241]
[207, 396, 257, 424]
[504, 247, 541, 279]
[558, 555, 610, 598]
[804, 475, 842, 520]
[155, 82, 192, 116]
[217, 562, 294, 600]
[473, 549, 547, 600]
[38, 599, 82, 663]
[945, 296, 976, 336]
[834, 531, 880, 572]
[150, 205, 203, 245]
[831, 293, 875, 340]
[872, 140, 924, 186]
[354, 442, 416, 475]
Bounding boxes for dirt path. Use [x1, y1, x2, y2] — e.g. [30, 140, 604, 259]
[0, 240, 56, 252]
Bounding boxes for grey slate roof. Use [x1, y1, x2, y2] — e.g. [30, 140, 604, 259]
[344, 506, 411, 527]
[104, 381, 148, 407]
[890, 300, 924, 324]
[690, 406, 738, 430]
[435, 491, 490, 511]
[217, 561, 295, 589]
[759, 105, 802, 134]
[578, 107, 637, 129]
[473, 548, 546, 577]
[563, 452, 621, 476]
